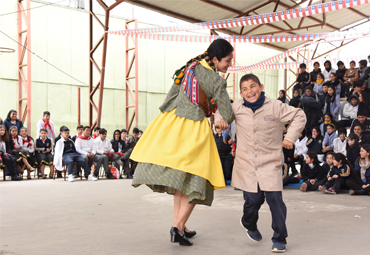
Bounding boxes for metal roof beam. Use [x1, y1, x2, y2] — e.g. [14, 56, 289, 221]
[198, 0, 244, 15]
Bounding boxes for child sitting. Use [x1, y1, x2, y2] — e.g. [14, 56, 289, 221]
[323, 85, 340, 121]
[54, 126, 97, 182]
[35, 128, 55, 178]
[347, 134, 360, 167]
[313, 73, 325, 96]
[322, 123, 338, 153]
[339, 95, 358, 128]
[72, 125, 84, 142]
[0, 125, 22, 180]
[320, 113, 338, 136]
[92, 127, 101, 139]
[322, 151, 335, 177]
[319, 153, 351, 194]
[9, 126, 35, 175]
[19, 127, 37, 179]
[306, 126, 325, 163]
[300, 152, 326, 192]
[333, 128, 347, 156]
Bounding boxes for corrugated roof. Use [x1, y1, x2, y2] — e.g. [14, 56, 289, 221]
[126, 0, 370, 51]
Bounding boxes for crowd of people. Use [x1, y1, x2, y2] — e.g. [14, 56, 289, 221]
[213, 57, 370, 196]
[0, 110, 143, 182]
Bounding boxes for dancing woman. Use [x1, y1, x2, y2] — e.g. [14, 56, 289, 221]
[131, 39, 234, 246]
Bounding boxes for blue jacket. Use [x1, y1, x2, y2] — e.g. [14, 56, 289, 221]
[323, 97, 341, 121]
[323, 132, 338, 150]
[3, 119, 23, 134]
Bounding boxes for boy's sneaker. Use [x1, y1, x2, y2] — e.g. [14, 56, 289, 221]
[300, 182, 307, 192]
[87, 174, 98, 181]
[240, 218, 262, 242]
[68, 174, 74, 182]
[5, 176, 12, 181]
[325, 188, 336, 194]
[319, 185, 326, 193]
[272, 242, 286, 253]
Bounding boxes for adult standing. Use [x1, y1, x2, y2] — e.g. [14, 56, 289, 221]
[36, 111, 56, 143]
[3, 110, 23, 134]
[130, 39, 234, 246]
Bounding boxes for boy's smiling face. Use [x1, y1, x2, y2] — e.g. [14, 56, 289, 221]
[240, 79, 264, 103]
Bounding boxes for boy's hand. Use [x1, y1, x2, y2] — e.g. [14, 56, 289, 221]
[282, 140, 293, 149]
[362, 184, 370, 189]
[216, 121, 229, 131]
[333, 174, 338, 179]
[328, 177, 332, 181]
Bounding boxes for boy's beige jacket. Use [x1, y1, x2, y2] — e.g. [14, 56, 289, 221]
[215, 97, 306, 192]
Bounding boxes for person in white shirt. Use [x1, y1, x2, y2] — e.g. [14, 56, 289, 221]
[94, 128, 123, 178]
[36, 111, 56, 144]
[322, 60, 336, 82]
[333, 128, 347, 156]
[75, 126, 105, 178]
[293, 129, 308, 176]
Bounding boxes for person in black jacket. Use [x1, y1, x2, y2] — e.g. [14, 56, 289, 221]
[111, 129, 133, 179]
[293, 63, 311, 96]
[214, 126, 233, 181]
[349, 111, 370, 134]
[336, 61, 347, 97]
[305, 126, 325, 162]
[347, 144, 370, 195]
[347, 133, 360, 167]
[282, 163, 300, 186]
[300, 152, 326, 192]
[322, 151, 335, 176]
[310, 62, 321, 86]
[0, 125, 22, 180]
[299, 94, 322, 136]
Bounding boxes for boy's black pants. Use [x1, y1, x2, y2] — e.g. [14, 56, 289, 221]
[241, 185, 287, 244]
[324, 178, 344, 192]
[304, 179, 326, 191]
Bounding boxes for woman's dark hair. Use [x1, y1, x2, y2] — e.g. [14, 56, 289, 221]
[312, 126, 321, 136]
[324, 112, 333, 121]
[0, 125, 10, 142]
[361, 144, 370, 154]
[326, 85, 336, 103]
[334, 153, 347, 166]
[306, 151, 319, 165]
[278, 90, 286, 103]
[179, 39, 233, 72]
[289, 98, 300, 108]
[6, 110, 17, 122]
[348, 133, 359, 147]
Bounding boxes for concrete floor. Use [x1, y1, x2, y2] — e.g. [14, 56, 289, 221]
[0, 178, 369, 255]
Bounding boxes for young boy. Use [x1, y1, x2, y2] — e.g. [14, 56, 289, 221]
[36, 111, 56, 144]
[215, 74, 306, 253]
[121, 129, 128, 142]
[35, 128, 55, 178]
[333, 128, 347, 156]
[53, 126, 97, 182]
[293, 63, 311, 95]
[318, 83, 328, 109]
[92, 127, 101, 139]
[72, 125, 84, 142]
[322, 123, 338, 153]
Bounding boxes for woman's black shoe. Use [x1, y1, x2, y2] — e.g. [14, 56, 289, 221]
[184, 227, 197, 238]
[170, 227, 179, 242]
[173, 227, 193, 246]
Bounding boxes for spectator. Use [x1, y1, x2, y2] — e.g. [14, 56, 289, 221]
[36, 111, 56, 144]
[3, 110, 23, 134]
[322, 151, 335, 177]
[349, 111, 370, 134]
[292, 89, 301, 99]
[336, 61, 347, 86]
[323, 85, 340, 121]
[121, 129, 128, 142]
[277, 90, 289, 104]
[214, 126, 233, 181]
[9, 126, 35, 174]
[300, 151, 326, 192]
[301, 85, 318, 100]
[347, 79, 370, 100]
[358, 59, 370, 82]
[322, 123, 338, 153]
[310, 61, 321, 86]
[358, 91, 370, 117]
[347, 133, 360, 167]
[54, 126, 97, 182]
[322, 60, 336, 82]
[35, 128, 55, 179]
[92, 127, 101, 139]
[72, 125, 84, 142]
[111, 129, 133, 179]
[353, 123, 370, 145]
[313, 73, 325, 96]
[293, 63, 311, 95]
[343, 60, 359, 96]
[55, 125, 71, 145]
[306, 126, 325, 163]
[19, 127, 37, 179]
[333, 127, 347, 156]
[347, 144, 370, 195]
[319, 153, 350, 194]
[299, 94, 321, 136]
[318, 83, 329, 109]
[282, 163, 300, 186]
[324, 73, 341, 96]
[292, 129, 308, 176]
[75, 126, 104, 178]
[0, 125, 22, 180]
[94, 128, 123, 179]
[126, 127, 140, 150]
[320, 113, 338, 136]
[338, 94, 358, 128]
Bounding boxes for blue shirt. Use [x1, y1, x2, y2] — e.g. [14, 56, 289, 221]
[323, 132, 338, 150]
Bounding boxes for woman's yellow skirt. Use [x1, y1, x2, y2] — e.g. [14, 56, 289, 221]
[131, 108, 225, 206]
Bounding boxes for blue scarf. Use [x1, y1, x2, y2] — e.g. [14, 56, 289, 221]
[243, 92, 265, 113]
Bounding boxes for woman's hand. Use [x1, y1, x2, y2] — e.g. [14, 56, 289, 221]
[216, 121, 229, 131]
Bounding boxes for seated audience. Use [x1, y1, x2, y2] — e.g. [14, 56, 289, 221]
[358, 59, 370, 82]
[19, 127, 37, 179]
[282, 163, 300, 186]
[277, 90, 289, 104]
[338, 94, 358, 128]
[324, 73, 341, 96]
[333, 128, 347, 156]
[323, 85, 340, 121]
[313, 73, 325, 96]
[319, 153, 350, 194]
[92, 127, 101, 139]
[300, 152, 326, 192]
[322, 60, 336, 82]
[347, 144, 370, 195]
[292, 129, 308, 175]
[292, 89, 301, 99]
[0, 125, 22, 180]
[350, 111, 370, 134]
[343, 60, 359, 96]
[322, 151, 335, 177]
[293, 63, 311, 95]
[322, 123, 338, 153]
[36, 111, 56, 144]
[75, 126, 104, 178]
[358, 91, 370, 117]
[318, 83, 328, 110]
[121, 129, 128, 142]
[347, 79, 370, 100]
[54, 126, 97, 182]
[126, 127, 140, 150]
[353, 123, 370, 145]
[347, 133, 361, 167]
[55, 125, 71, 145]
[310, 62, 321, 86]
[306, 126, 325, 163]
[3, 110, 23, 134]
[320, 113, 338, 136]
[336, 61, 347, 87]
[94, 128, 123, 178]
[35, 128, 55, 179]
[111, 129, 133, 179]
[72, 125, 84, 142]
[299, 92, 321, 135]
